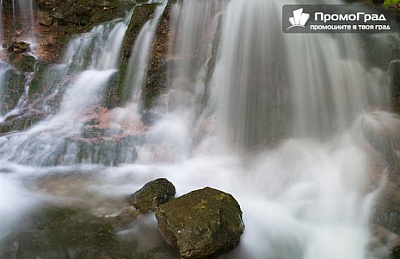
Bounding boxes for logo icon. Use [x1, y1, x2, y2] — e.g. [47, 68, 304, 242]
[287, 8, 310, 29]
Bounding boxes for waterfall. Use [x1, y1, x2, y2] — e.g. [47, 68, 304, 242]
[60, 16, 129, 113]
[123, 1, 167, 102]
[211, 0, 286, 148]
[147, 0, 390, 257]
[0, 0, 37, 46]
[0, 0, 398, 258]
[0, 15, 130, 165]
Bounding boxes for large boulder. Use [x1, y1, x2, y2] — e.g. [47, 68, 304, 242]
[155, 187, 244, 258]
[130, 178, 176, 212]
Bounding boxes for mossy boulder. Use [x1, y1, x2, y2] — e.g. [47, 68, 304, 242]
[155, 187, 244, 258]
[130, 178, 176, 212]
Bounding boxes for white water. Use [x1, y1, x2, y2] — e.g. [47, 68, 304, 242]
[0, 0, 397, 258]
[123, 1, 167, 101]
[0, 15, 130, 165]
[0, 0, 37, 47]
[63, 17, 129, 71]
[16, 0, 35, 39]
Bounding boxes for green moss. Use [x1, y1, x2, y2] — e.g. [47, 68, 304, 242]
[193, 199, 208, 209]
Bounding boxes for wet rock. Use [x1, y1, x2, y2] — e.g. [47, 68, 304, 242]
[390, 61, 400, 113]
[0, 69, 26, 114]
[15, 54, 37, 72]
[7, 41, 30, 54]
[34, 0, 135, 63]
[130, 178, 176, 212]
[62, 135, 138, 166]
[394, 245, 400, 259]
[0, 204, 178, 259]
[0, 207, 118, 258]
[368, 224, 400, 259]
[0, 115, 45, 135]
[141, 111, 162, 126]
[116, 3, 158, 106]
[142, 3, 171, 110]
[155, 187, 245, 258]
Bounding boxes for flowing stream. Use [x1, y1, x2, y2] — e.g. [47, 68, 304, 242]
[0, 0, 398, 258]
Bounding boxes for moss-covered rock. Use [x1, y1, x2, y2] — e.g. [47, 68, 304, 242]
[14, 54, 36, 72]
[130, 178, 176, 212]
[0, 69, 26, 114]
[155, 187, 244, 259]
[0, 115, 44, 135]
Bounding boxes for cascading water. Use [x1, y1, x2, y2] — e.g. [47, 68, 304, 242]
[0, 0, 398, 258]
[0, 0, 37, 49]
[123, 1, 166, 102]
[0, 0, 37, 122]
[0, 15, 130, 165]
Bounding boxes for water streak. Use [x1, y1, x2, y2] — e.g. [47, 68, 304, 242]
[123, 1, 167, 102]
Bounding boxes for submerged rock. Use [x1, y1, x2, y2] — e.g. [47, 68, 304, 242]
[0, 206, 176, 258]
[130, 178, 176, 212]
[155, 187, 244, 258]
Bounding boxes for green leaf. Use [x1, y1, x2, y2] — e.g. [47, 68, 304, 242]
[384, 0, 400, 7]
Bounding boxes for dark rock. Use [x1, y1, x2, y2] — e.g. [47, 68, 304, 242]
[0, 69, 26, 114]
[142, 3, 171, 110]
[141, 111, 162, 126]
[7, 41, 30, 54]
[61, 135, 138, 166]
[34, 0, 135, 63]
[390, 61, 400, 113]
[130, 178, 176, 212]
[0, 115, 44, 135]
[15, 54, 36, 72]
[0, 204, 178, 258]
[394, 245, 400, 259]
[117, 3, 158, 106]
[155, 187, 244, 259]
[0, 207, 118, 258]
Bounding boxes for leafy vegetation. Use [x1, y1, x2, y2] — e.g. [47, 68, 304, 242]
[384, 0, 400, 6]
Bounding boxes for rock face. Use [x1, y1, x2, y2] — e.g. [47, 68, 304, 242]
[130, 178, 176, 212]
[155, 187, 244, 259]
[35, 0, 135, 62]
